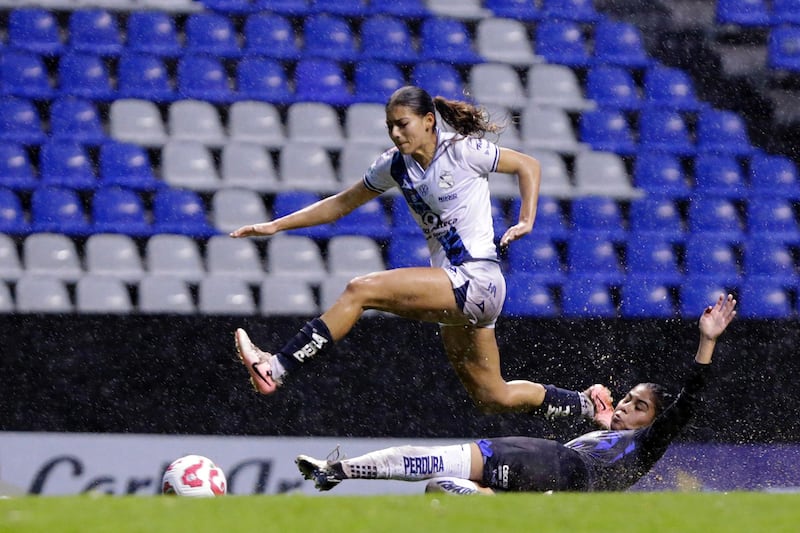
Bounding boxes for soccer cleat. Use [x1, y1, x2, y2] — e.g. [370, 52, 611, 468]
[588, 384, 614, 429]
[295, 455, 342, 492]
[234, 328, 279, 395]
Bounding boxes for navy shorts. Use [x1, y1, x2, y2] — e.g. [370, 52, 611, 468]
[477, 437, 591, 492]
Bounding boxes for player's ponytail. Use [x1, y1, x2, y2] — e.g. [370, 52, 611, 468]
[387, 85, 503, 138]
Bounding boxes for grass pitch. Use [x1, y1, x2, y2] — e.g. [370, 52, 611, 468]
[1, 492, 798, 533]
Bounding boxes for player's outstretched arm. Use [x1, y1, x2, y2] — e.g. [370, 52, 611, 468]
[230, 181, 379, 238]
[695, 293, 737, 365]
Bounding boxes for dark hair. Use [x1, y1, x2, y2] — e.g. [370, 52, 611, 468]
[640, 382, 673, 417]
[386, 85, 503, 138]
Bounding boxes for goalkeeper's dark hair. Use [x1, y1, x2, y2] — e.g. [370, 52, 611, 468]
[387, 85, 503, 138]
[640, 383, 674, 417]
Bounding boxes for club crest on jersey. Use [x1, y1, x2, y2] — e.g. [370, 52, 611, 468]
[438, 171, 454, 189]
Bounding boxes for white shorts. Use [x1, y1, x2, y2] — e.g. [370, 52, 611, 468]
[443, 260, 506, 327]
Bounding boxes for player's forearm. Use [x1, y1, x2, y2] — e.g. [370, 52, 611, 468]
[515, 160, 540, 226]
[273, 194, 350, 231]
[694, 336, 717, 365]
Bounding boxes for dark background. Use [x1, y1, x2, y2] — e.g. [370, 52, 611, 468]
[2, 314, 796, 443]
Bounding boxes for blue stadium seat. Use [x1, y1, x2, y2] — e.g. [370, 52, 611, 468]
[592, 21, 652, 68]
[628, 195, 686, 243]
[542, 0, 601, 22]
[242, 13, 301, 60]
[579, 109, 636, 155]
[92, 187, 153, 237]
[126, 12, 181, 57]
[684, 234, 741, 285]
[620, 277, 676, 318]
[688, 196, 745, 242]
[302, 14, 359, 61]
[201, 0, 258, 14]
[638, 107, 696, 156]
[716, 0, 770, 27]
[506, 234, 567, 284]
[185, 12, 241, 58]
[411, 61, 466, 101]
[333, 198, 392, 240]
[366, 0, 429, 17]
[152, 189, 218, 238]
[0, 144, 37, 191]
[255, 0, 312, 16]
[177, 55, 234, 104]
[273, 191, 335, 239]
[510, 196, 570, 241]
[642, 65, 702, 111]
[420, 18, 482, 65]
[236, 57, 294, 104]
[484, 0, 542, 21]
[58, 53, 115, 101]
[386, 234, 430, 268]
[772, 0, 800, 25]
[492, 198, 508, 241]
[567, 233, 625, 283]
[0, 188, 31, 235]
[737, 279, 793, 319]
[39, 141, 96, 190]
[768, 27, 800, 71]
[633, 152, 692, 198]
[389, 195, 423, 236]
[749, 153, 800, 199]
[8, 8, 64, 56]
[625, 235, 682, 284]
[593, 20, 653, 68]
[743, 239, 798, 283]
[696, 108, 755, 156]
[570, 196, 626, 240]
[99, 141, 162, 192]
[562, 279, 617, 318]
[1, 51, 54, 100]
[585, 66, 642, 111]
[294, 58, 353, 106]
[354, 60, 405, 103]
[360, 15, 418, 63]
[0, 97, 46, 145]
[312, 0, 367, 16]
[30, 186, 92, 236]
[504, 274, 559, 318]
[535, 21, 591, 67]
[694, 154, 747, 199]
[49, 98, 106, 145]
[117, 53, 176, 102]
[679, 276, 728, 318]
[68, 9, 123, 56]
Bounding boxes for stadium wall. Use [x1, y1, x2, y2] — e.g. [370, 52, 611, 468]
[1, 315, 797, 443]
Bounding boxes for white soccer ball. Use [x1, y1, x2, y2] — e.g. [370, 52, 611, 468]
[162, 455, 227, 497]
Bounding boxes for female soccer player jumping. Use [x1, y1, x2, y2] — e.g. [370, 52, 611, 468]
[296, 295, 737, 494]
[231, 85, 610, 425]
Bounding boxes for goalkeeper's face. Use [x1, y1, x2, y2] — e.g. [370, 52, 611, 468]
[609, 384, 657, 430]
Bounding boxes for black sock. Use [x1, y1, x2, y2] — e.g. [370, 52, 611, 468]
[275, 317, 333, 373]
[539, 385, 584, 420]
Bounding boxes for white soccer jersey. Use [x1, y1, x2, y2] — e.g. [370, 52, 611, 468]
[364, 130, 501, 267]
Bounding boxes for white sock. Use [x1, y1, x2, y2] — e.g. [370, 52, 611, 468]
[340, 445, 473, 481]
[270, 355, 287, 383]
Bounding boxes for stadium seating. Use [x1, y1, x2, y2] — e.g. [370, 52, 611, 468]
[68, 9, 123, 56]
[1, 50, 55, 100]
[535, 21, 591, 67]
[642, 65, 703, 111]
[49, 98, 106, 145]
[592, 21, 651, 68]
[39, 141, 97, 190]
[637, 108, 696, 156]
[185, 12, 241, 58]
[693, 154, 747, 199]
[0, 188, 31, 235]
[620, 277, 676, 318]
[99, 141, 162, 191]
[476, 17, 541, 66]
[579, 109, 637, 156]
[91, 187, 153, 237]
[0, 98, 46, 145]
[542, 0, 601, 22]
[0, 144, 37, 191]
[632, 152, 692, 198]
[243, 13, 301, 60]
[715, 0, 770, 27]
[504, 274, 559, 318]
[125, 11, 182, 57]
[561, 279, 617, 318]
[585, 66, 642, 111]
[8, 8, 64, 56]
[117, 53, 176, 102]
[302, 13, 359, 61]
[484, 0, 542, 21]
[506, 234, 567, 283]
[360, 15, 418, 63]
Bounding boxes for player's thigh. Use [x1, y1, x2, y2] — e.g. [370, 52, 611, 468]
[355, 267, 462, 316]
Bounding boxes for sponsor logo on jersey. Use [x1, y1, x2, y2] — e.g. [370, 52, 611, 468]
[438, 193, 458, 202]
[403, 455, 445, 476]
